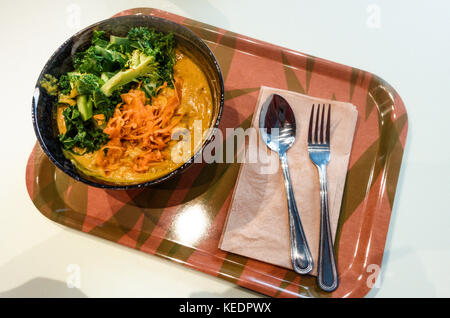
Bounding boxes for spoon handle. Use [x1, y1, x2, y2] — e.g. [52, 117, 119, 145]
[279, 152, 314, 275]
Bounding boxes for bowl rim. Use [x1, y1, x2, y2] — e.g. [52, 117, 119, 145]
[32, 14, 224, 190]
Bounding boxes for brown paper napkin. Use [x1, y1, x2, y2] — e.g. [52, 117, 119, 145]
[219, 86, 358, 276]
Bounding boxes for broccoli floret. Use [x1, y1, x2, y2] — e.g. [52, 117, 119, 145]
[99, 27, 176, 97]
[100, 50, 157, 96]
[127, 28, 176, 86]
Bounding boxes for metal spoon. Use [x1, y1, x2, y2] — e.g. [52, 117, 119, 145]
[259, 94, 313, 275]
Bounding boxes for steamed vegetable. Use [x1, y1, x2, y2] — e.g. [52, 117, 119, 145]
[101, 50, 157, 96]
[40, 74, 58, 96]
[76, 95, 92, 121]
[40, 27, 176, 153]
[58, 106, 109, 154]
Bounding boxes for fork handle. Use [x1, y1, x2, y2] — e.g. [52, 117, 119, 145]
[280, 152, 314, 275]
[316, 165, 339, 292]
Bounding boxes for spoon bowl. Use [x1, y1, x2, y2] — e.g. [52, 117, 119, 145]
[259, 94, 296, 154]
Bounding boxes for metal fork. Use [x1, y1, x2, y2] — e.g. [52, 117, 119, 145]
[308, 104, 339, 292]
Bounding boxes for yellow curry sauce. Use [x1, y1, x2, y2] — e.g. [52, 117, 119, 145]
[56, 49, 213, 184]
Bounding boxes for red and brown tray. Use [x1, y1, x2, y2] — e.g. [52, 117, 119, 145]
[25, 8, 408, 298]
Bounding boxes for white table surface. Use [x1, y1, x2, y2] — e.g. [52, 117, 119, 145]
[0, 0, 449, 298]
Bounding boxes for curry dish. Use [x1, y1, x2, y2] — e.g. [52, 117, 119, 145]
[56, 49, 213, 184]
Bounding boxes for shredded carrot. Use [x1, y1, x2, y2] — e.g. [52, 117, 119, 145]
[93, 114, 105, 126]
[95, 79, 185, 174]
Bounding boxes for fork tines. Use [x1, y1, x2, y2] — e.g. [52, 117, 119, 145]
[308, 104, 331, 145]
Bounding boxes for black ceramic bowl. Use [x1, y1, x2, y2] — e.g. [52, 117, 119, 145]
[32, 15, 224, 190]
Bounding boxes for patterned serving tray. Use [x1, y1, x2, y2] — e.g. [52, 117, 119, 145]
[26, 8, 408, 298]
